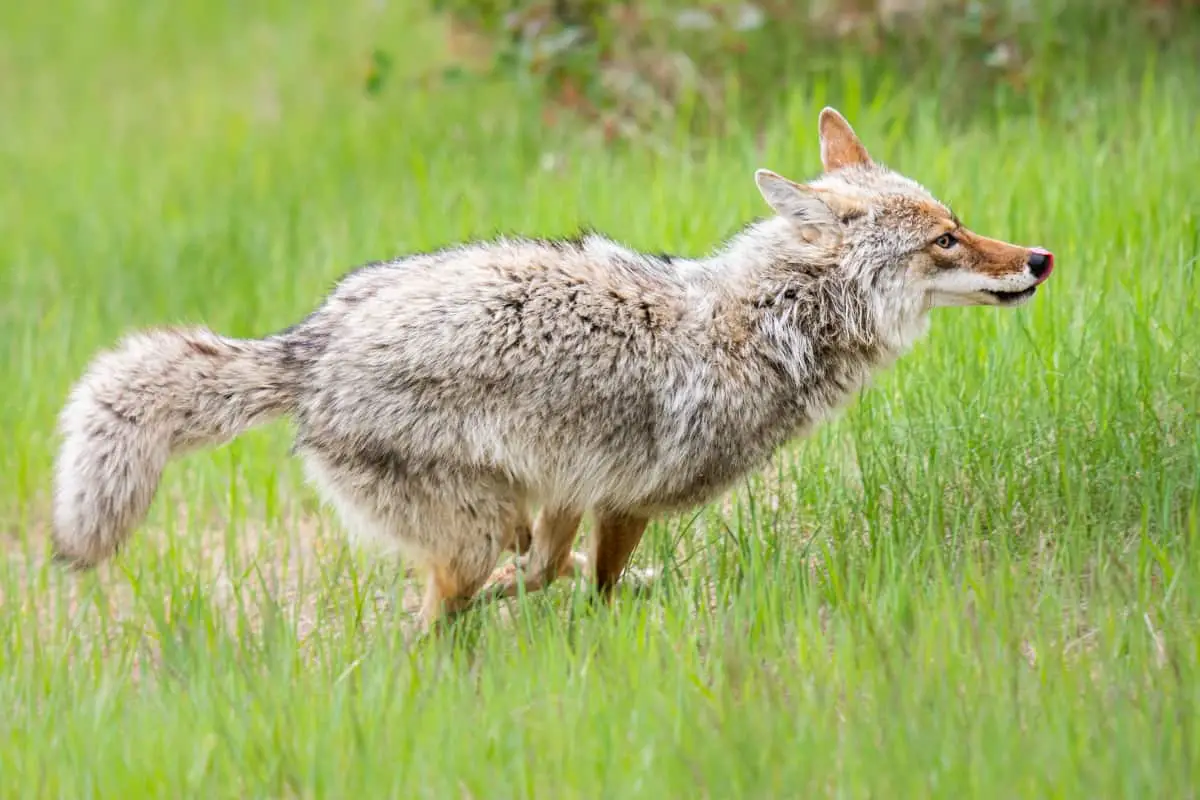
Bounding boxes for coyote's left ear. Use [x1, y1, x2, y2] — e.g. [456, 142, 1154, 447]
[755, 169, 863, 226]
[818, 107, 872, 172]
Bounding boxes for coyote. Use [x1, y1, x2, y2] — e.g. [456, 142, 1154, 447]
[51, 108, 1053, 628]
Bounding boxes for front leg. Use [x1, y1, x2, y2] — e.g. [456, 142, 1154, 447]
[589, 511, 653, 596]
[479, 506, 583, 600]
[481, 509, 657, 602]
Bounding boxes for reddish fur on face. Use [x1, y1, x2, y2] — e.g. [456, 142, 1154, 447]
[903, 200, 1031, 278]
[931, 228, 1031, 277]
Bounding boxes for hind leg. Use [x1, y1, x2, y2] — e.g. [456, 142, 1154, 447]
[300, 444, 526, 631]
[418, 503, 540, 629]
[418, 554, 498, 629]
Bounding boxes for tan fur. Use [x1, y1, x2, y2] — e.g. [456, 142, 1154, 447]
[590, 513, 651, 594]
[51, 108, 1054, 629]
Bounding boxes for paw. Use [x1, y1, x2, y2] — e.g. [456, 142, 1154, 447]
[483, 560, 519, 591]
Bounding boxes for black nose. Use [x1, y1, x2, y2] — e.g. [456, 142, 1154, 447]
[1027, 249, 1054, 280]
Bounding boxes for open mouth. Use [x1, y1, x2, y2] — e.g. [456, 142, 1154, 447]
[984, 286, 1037, 305]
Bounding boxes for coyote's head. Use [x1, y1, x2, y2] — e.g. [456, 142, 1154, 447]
[754, 108, 1053, 309]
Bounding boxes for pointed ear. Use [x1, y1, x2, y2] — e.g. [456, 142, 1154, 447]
[818, 107, 872, 172]
[755, 169, 836, 226]
[755, 169, 862, 225]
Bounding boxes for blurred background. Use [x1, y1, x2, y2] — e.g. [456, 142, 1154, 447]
[424, 0, 1200, 137]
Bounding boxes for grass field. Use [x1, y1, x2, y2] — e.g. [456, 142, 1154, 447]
[2, 2, 1199, 797]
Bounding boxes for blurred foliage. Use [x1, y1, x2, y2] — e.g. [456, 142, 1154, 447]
[423, 0, 1200, 140]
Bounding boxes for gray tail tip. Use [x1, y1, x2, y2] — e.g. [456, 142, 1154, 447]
[50, 548, 97, 572]
[49, 532, 103, 572]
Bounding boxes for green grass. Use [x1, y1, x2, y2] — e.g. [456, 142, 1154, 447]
[2, 2, 1199, 797]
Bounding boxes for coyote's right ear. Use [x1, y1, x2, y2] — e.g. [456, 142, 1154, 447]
[818, 107, 872, 172]
[755, 169, 862, 226]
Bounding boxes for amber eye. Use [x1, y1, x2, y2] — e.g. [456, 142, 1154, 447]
[934, 233, 958, 249]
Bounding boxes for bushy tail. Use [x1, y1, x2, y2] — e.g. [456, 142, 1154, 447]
[52, 327, 299, 568]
